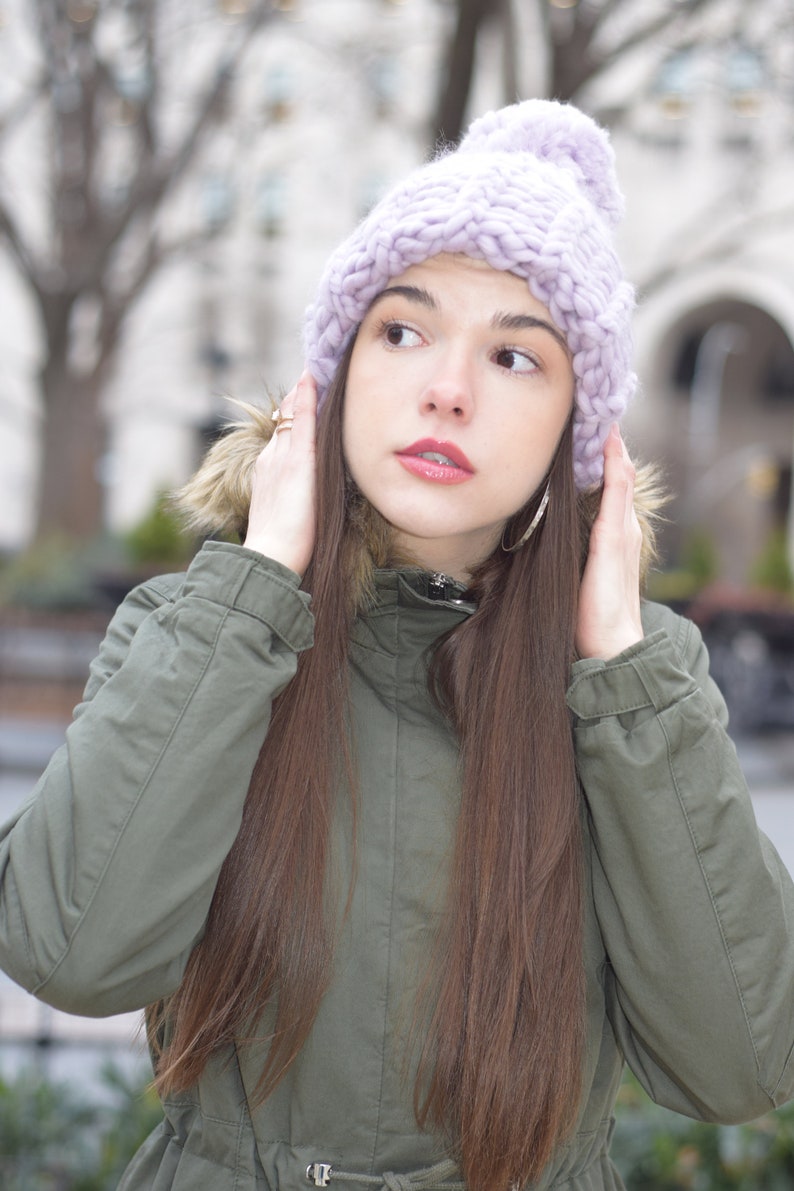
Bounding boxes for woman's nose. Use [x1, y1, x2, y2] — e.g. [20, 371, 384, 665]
[419, 354, 474, 421]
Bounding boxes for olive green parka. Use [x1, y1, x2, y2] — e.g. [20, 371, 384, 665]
[1, 541, 794, 1190]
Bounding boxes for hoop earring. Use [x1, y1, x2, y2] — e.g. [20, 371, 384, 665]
[501, 482, 551, 553]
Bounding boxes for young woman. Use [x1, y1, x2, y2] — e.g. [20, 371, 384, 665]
[2, 100, 794, 1191]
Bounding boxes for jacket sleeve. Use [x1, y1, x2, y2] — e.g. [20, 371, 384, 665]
[567, 602, 794, 1123]
[0, 541, 314, 1018]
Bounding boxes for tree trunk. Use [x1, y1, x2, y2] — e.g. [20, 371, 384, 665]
[432, 0, 500, 146]
[35, 356, 105, 542]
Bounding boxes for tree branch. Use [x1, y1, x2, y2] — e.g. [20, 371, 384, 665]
[95, 227, 211, 375]
[431, 0, 502, 146]
[555, 0, 727, 104]
[602, 0, 722, 64]
[0, 71, 49, 135]
[84, 1, 278, 286]
[0, 193, 42, 291]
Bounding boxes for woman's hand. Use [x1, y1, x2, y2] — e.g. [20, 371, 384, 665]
[575, 425, 644, 660]
[243, 370, 317, 578]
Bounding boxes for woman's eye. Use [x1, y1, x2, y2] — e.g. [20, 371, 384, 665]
[494, 348, 538, 374]
[382, 323, 422, 348]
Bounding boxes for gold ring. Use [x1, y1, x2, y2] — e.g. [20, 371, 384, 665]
[272, 409, 295, 433]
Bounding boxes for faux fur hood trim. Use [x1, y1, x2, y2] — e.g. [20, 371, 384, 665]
[175, 400, 664, 584]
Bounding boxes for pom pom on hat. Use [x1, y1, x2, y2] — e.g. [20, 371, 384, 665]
[458, 99, 625, 229]
[303, 98, 636, 489]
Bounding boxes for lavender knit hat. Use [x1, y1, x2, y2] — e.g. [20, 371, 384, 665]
[303, 98, 636, 489]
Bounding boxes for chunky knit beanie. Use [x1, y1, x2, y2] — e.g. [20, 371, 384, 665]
[303, 98, 636, 489]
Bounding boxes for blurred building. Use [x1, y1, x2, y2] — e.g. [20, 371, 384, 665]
[0, 0, 793, 589]
[0, 0, 447, 548]
[617, 21, 794, 586]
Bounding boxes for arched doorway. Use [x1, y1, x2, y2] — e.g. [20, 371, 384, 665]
[645, 298, 794, 585]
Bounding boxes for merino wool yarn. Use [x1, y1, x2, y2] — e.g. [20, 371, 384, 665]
[303, 98, 636, 489]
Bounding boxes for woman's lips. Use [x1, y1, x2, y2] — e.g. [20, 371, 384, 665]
[395, 439, 474, 484]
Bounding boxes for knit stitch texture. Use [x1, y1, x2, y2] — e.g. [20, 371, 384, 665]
[303, 99, 636, 489]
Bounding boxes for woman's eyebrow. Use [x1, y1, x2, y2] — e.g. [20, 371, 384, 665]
[492, 311, 569, 354]
[366, 289, 570, 355]
[367, 285, 438, 312]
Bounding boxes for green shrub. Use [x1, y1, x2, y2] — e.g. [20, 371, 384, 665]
[612, 1071, 794, 1190]
[0, 1061, 162, 1191]
[646, 527, 720, 606]
[124, 493, 196, 568]
[749, 529, 794, 597]
[3, 1061, 794, 1188]
[0, 537, 91, 610]
[682, 527, 720, 589]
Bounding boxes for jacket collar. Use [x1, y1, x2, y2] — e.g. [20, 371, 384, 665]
[350, 570, 476, 661]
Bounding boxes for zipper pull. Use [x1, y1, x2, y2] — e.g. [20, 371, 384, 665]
[428, 572, 449, 600]
[306, 1163, 333, 1187]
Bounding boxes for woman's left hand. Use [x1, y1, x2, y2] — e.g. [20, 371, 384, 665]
[575, 425, 644, 660]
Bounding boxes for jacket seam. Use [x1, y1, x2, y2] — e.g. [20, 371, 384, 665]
[573, 696, 654, 718]
[32, 608, 232, 996]
[151, 1131, 243, 1175]
[673, 614, 693, 665]
[369, 614, 402, 1171]
[546, 1118, 613, 1186]
[233, 1112, 246, 1191]
[143, 563, 313, 652]
[657, 704, 763, 1083]
[771, 1033, 794, 1100]
[8, 877, 36, 984]
[187, 591, 311, 652]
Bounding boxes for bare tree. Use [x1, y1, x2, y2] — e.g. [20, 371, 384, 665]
[432, 0, 732, 145]
[431, 0, 794, 295]
[0, 0, 279, 542]
[434, 0, 502, 145]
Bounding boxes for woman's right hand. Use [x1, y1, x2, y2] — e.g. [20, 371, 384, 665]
[243, 369, 317, 578]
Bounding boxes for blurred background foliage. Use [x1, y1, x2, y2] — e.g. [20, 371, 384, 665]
[2, 1066, 794, 1190]
[0, 1062, 162, 1191]
[612, 1073, 794, 1191]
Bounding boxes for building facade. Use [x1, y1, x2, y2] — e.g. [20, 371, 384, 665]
[1, 0, 794, 591]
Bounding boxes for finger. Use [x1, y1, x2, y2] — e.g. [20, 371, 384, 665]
[272, 370, 316, 449]
[289, 369, 317, 450]
[598, 425, 635, 530]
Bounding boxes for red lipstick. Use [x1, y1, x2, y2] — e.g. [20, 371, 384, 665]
[396, 439, 474, 484]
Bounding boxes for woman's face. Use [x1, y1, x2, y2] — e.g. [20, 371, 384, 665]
[343, 254, 575, 581]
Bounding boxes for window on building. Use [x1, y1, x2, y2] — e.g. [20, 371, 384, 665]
[111, 62, 151, 124]
[114, 63, 151, 105]
[200, 343, 233, 377]
[201, 174, 234, 234]
[256, 172, 286, 238]
[653, 48, 698, 118]
[369, 55, 399, 119]
[725, 44, 764, 116]
[263, 63, 293, 122]
[218, 0, 252, 17]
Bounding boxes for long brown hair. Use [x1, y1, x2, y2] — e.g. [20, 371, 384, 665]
[412, 424, 585, 1187]
[152, 345, 660, 1190]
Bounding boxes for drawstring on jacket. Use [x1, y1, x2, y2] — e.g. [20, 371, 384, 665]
[306, 1158, 465, 1190]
